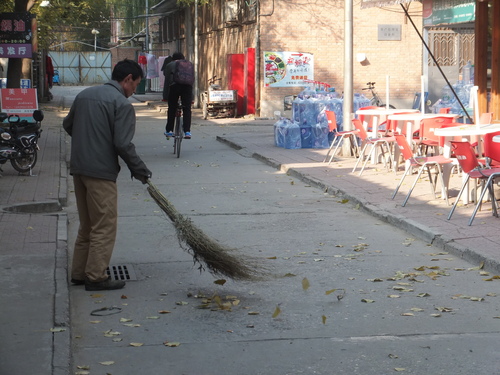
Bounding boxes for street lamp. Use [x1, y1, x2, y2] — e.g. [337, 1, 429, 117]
[91, 28, 99, 52]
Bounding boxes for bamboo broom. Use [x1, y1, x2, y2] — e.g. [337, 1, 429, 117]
[147, 180, 265, 280]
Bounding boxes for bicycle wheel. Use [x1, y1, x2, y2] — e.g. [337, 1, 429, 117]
[174, 116, 182, 158]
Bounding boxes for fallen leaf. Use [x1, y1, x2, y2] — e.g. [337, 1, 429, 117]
[147, 316, 160, 319]
[272, 305, 281, 318]
[248, 311, 260, 315]
[325, 289, 337, 295]
[388, 295, 401, 298]
[158, 310, 171, 314]
[214, 279, 227, 285]
[103, 330, 121, 337]
[90, 294, 104, 298]
[361, 299, 375, 303]
[302, 278, 310, 291]
[322, 315, 327, 325]
[89, 320, 101, 324]
[120, 318, 132, 323]
[394, 368, 406, 372]
[266, 256, 277, 259]
[435, 307, 453, 312]
[430, 313, 441, 317]
[483, 275, 500, 281]
[164, 341, 181, 347]
[175, 301, 188, 306]
[77, 365, 90, 370]
[99, 361, 115, 366]
[401, 313, 414, 316]
[410, 307, 424, 312]
[129, 342, 143, 347]
[417, 293, 431, 298]
[50, 327, 66, 333]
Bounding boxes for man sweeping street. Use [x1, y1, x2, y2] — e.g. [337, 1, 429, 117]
[63, 59, 152, 291]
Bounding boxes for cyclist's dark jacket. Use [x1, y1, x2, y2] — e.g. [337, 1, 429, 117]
[63, 80, 150, 182]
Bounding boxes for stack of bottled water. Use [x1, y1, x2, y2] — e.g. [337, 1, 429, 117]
[274, 117, 301, 149]
[431, 83, 472, 118]
[276, 86, 370, 149]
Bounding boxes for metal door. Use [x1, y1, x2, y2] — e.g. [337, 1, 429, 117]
[427, 27, 474, 105]
[48, 51, 112, 85]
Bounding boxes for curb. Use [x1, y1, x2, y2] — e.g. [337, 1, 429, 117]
[53, 126, 71, 375]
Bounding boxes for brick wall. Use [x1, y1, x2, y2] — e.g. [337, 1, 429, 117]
[259, 1, 424, 116]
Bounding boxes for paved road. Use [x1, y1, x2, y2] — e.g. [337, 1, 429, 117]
[64, 102, 500, 375]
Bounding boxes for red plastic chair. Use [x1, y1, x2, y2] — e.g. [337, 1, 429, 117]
[482, 130, 500, 166]
[448, 141, 500, 225]
[391, 134, 452, 206]
[323, 111, 360, 164]
[416, 116, 454, 155]
[351, 119, 394, 176]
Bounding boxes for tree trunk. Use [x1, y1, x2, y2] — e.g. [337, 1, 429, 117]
[6, 0, 36, 88]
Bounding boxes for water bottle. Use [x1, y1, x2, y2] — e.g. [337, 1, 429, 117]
[462, 60, 472, 85]
[311, 121, 329, 149]
[284, 120, 302, 149]
[300, 123, 313, 148]
[274, 118, 286, 147]
[292, 96, 302, 123]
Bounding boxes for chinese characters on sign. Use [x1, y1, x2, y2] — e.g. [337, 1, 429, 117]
[264, 52, 314, 87]
[422, 0, 475, 26]
[0, 12, 33, 58]
[377, 25, 401, 41]
[0, 88, 38, 119]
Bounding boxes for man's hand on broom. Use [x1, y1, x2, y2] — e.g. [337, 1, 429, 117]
[132, 170, 152, 184]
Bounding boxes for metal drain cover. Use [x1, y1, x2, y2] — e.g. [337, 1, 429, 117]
[106, 264, 137, 281]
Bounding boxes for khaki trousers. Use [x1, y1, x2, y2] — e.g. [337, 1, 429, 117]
[71, 175, 118, 282]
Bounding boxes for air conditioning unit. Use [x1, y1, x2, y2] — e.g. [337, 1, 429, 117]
[225, 1, 238, 23]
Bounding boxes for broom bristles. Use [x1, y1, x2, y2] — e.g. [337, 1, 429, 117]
[147, 181, 264, 280]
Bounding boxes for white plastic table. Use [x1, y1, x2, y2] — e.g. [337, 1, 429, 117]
[355, 108, 419, 165]
[355, 108, 419, 138]
[434, 123, 500, 204]
[387, 113, 459, 144]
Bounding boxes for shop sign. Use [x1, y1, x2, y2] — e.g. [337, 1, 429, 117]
[0, 12, 34, 58]
[264, 51, 314, 88]
[423, 0, 475, 26]
[0, 88, 38, 118]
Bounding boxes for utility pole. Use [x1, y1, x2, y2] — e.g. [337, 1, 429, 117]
[145, 0, 150, 92]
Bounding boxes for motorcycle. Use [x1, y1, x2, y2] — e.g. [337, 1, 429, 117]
[201, 76, 238, 119]
[0, 110, 43, 174]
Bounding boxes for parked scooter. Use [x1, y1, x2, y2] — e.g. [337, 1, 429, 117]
[201, 76, 237, 119]
[0, 110, 43, 174]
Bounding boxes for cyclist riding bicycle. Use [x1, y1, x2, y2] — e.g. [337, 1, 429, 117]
[164, 52, 193, 139]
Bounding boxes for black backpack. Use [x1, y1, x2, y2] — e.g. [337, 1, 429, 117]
[172, 60, 194, 85]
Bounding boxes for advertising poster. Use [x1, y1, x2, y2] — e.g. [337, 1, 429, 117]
[0, 88, 38, 119]
[264, 51, 314, 88]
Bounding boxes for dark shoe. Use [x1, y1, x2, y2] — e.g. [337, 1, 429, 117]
[85, 276, 125, 291]
[71, 278, 85, 285]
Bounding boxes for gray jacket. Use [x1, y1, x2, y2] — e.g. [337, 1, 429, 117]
[63, 80, 150, 182]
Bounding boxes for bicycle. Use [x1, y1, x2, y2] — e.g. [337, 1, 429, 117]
[362, 82, 396, 109]
[165, 100, 183, 158]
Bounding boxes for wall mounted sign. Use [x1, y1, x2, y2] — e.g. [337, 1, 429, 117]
[0, 12, 34, 58]
[378, 25, 401, 41]
[263, 51, 314, 88]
